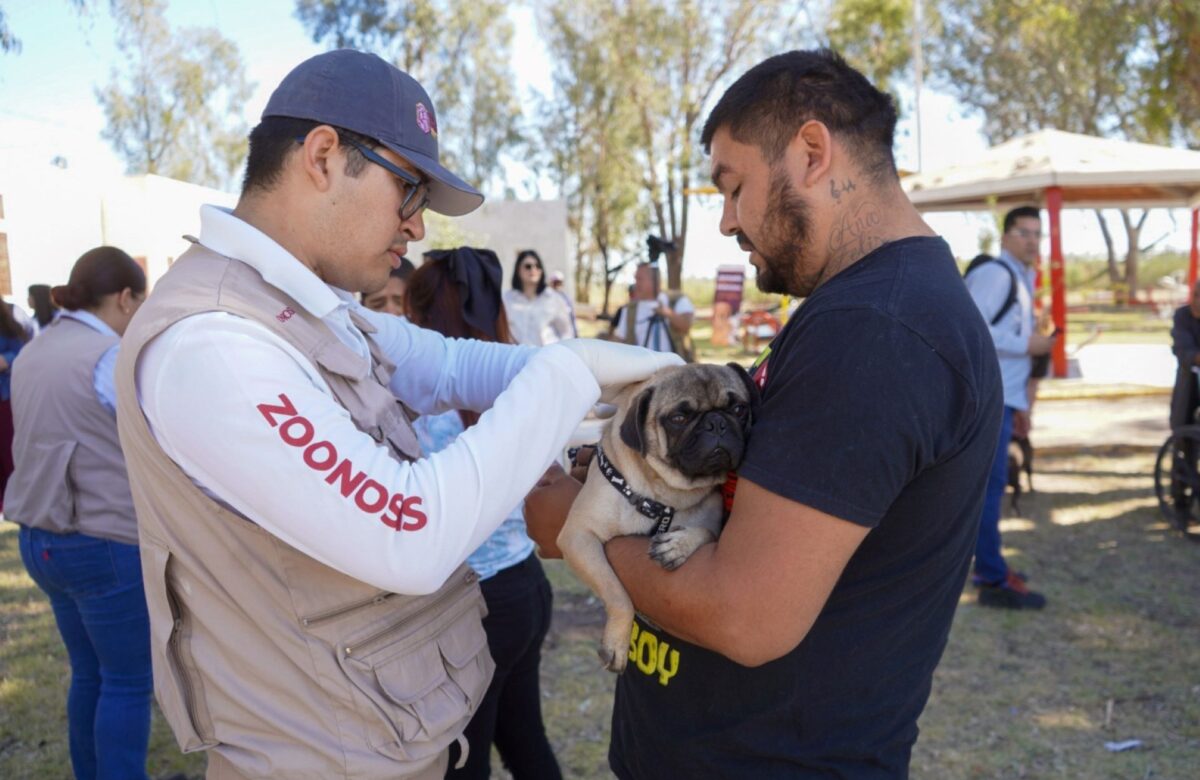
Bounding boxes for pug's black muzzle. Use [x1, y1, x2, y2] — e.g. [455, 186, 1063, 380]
[675, 411, 748, 479]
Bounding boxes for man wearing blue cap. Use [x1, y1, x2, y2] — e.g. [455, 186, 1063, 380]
[113, 49, 679, 779]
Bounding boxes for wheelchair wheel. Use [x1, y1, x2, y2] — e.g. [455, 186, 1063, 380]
[1154, 427, 1200, 541]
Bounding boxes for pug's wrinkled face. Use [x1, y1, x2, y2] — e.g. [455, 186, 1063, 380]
[618, 363, 759, 489]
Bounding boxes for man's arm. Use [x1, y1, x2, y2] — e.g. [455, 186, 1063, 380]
[359, 306, 535, 415]
[606, 476, 867, 667]
[136, 312, 598, 596]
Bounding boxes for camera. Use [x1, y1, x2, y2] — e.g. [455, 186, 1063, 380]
[646, 235, 676, 264]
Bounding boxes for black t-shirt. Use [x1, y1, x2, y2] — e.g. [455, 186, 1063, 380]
[609, 236, 1003, 779]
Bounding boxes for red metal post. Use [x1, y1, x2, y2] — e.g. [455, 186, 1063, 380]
[1047, 187, 1067, 378]
[1189, 208, 1199, 290]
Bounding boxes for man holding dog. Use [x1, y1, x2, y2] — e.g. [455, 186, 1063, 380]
[964, 206, 1055, 609]
[528, 49, 1004, 777]
[113, 50, 678, 778]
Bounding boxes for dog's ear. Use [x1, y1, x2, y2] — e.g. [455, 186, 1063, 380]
[725, 361, 761, 422]
[618, 387, 654, 456]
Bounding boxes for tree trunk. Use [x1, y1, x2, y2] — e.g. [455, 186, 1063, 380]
[1119, 209, 1150, 303]
[600, 245, 613, 319]
[1095, 209, 1120, 282]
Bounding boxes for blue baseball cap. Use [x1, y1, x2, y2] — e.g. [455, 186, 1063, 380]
[263, 49, 484, 217]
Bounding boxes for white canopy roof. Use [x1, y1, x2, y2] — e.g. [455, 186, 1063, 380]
[903, 129, 1200, 212]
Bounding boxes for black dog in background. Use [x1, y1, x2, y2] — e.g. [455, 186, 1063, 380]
[1007, 434, 1034, 512]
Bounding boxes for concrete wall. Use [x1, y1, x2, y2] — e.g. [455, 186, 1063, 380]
[0, 160, 233, 302]
[406, 198, 572, 300]
[0, 159, 568, 305]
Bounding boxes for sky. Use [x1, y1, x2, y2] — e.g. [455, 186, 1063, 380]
[0, 0, 1192, 282]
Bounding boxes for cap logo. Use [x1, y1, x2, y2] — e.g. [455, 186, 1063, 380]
[415, 102, 437, 137]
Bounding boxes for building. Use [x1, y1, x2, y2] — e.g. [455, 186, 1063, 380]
[0, 158, 235, 302]
[0, 156, 569, 304]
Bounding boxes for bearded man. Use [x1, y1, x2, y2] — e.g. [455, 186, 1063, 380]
[527, 49, 1003, 778]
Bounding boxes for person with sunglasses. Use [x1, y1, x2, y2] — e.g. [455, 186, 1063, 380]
[112, 50, 680, 778]
[502, 249, 573, 346]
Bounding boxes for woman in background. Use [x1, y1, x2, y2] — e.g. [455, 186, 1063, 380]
[6, 246, 151, 780]
[407, 248, 562, 780]
[0, 300, 30, 508]
[502, 249, 572, 346]
[361, 257, 416, 317]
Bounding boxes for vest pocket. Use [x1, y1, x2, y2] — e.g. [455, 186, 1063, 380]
[143, 543, 217, 753]
[337, 577, 494, 762]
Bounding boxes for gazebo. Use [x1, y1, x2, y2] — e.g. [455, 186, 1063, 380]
[902, 129, 1200, 377]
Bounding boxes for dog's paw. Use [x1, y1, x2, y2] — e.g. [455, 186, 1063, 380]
[597, 644, 627, 673]
[649, 527, 714, 570]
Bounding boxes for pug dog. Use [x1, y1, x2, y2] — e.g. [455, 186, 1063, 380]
[557, 362, 758, 672]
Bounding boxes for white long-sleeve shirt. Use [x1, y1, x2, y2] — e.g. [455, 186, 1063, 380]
[963, 250, 1036, 411]
[136, 206, 599, 595]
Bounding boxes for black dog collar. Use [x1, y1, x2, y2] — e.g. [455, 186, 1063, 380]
[594, 445, 676, 534]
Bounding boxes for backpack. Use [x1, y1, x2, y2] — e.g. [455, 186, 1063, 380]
[964, 254, 1018, 326]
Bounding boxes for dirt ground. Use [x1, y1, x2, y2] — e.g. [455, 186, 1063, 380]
[3, 394, 1198, 779]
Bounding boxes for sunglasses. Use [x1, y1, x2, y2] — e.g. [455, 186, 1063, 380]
[520, 262, 541, 271]
[296, 135, 430, 221]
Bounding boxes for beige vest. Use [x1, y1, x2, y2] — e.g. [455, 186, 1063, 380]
[114, 243, 493, 779]
[6, 317, 138, 544]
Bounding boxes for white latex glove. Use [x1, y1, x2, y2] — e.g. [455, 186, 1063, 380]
[552, 339, 685, 402]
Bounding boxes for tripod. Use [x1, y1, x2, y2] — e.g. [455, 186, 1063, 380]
[640, 306, 677, 355]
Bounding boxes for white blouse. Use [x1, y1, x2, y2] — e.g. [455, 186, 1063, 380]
[503, 288, 574, 346]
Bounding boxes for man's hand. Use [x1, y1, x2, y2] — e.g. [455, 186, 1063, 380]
[553, 338, 684, 402]
[524, 463, 583, 559]
[1028, 332, 1056, 356]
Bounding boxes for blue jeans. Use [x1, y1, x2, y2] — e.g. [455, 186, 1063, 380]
[974, 405, 1015, 584]
[18, 526, 152, 780]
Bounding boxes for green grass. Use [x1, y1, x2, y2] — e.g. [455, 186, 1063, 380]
[4, 443, 1199, 778]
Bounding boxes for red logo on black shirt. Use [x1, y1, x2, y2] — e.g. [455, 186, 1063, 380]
[722, 347, 772, 512]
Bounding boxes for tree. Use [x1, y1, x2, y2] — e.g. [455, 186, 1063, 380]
[0, 1, 91, 55]
[294, 0, 523, 194]
[537, 0, 646, 315]
[1143, 1, 1200, 147]
[96, 0, 253, 190]
[927, 0, 1186, 301]
[826, 0, 913, 93]
[613, 0, 794, 289]
[539, 0, 798, 291]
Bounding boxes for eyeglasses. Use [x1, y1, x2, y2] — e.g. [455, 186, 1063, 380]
[1008, 228, 1042, 240]
[520, 263, 540, 271]
[295, 135, 430, 221]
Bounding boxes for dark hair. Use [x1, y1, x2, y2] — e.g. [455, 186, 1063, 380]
[0, 302, 27, 342]
[27, 284, 58, 328]
[406, 257, 514, 428]
[700, 49, 899, 183]
[512, 249, 546, 296]
[241, 116, 375, 195]
[1003, 206, 1041, 234]
[51, 246, 146, 311]
[392, 256, 417, 282]
[357, 258, 416, 306]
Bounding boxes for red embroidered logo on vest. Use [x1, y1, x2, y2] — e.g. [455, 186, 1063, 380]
[276, 307, 295, 323]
